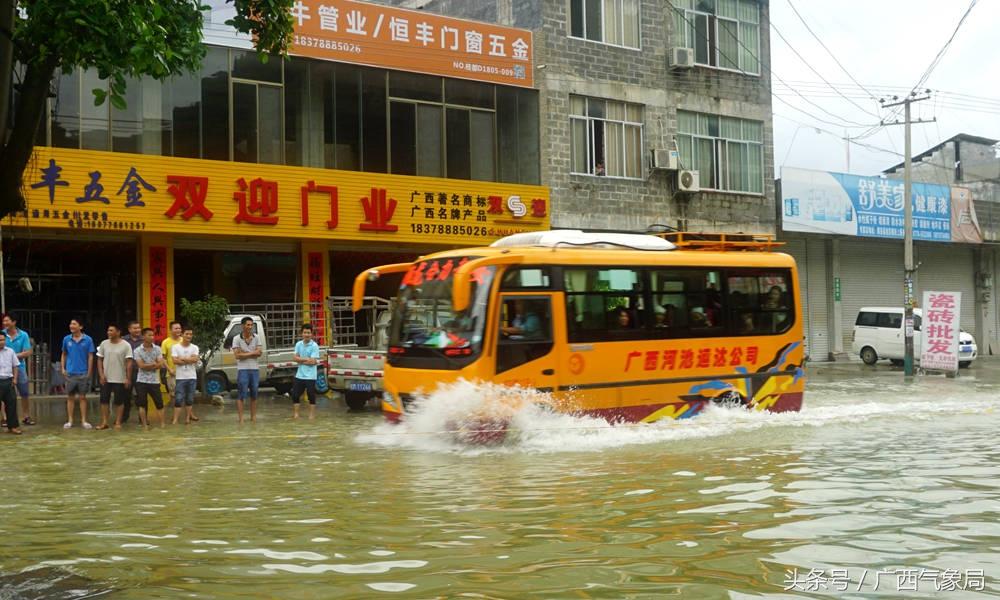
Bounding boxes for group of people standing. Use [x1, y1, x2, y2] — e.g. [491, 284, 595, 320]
[0, 315, 327, 434]
[61, 319, 202, 430]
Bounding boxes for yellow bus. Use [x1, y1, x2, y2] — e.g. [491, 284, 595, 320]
[352, 230, 805, 426]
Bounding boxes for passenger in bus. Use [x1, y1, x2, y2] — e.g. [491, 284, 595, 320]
[653, 304, 668, 328]
[615, 308, 631, 329]
[689, 307, 709, 327]
[705, 289, 723, 326]
[502, 299, 542, 340]
[738, 311, 755, 334]
[764, 286, 787, 310]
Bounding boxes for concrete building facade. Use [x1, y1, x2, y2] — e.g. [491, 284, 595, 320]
[385, 0, 776, 233]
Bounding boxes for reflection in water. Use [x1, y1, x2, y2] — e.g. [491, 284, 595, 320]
[1, 372, 999, 598]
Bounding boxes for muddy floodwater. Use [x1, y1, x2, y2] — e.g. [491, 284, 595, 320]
[1, 365, 999, 598]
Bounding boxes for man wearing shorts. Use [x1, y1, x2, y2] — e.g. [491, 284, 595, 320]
[122, 320, 144, 424]
[0, 334, 22, 435]
[3, 314, 34, 426]
[61, 318, 95, 429]
[162, 321, 199, 422]
[133, 328, 166, 429]
[96, 324, 133, 430]
[171, 327, 199, 425]
[291, 323, 320, 420]
[233, 316, 262, 424]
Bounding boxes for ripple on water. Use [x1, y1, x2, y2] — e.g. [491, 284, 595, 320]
[261, 560, 428, 574]
[226, 549, 327, 561]
[367, 583, 417, 592]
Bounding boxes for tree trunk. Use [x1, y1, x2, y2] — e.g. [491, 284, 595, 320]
[0, 0, 15, 146]
[0, 58, 56, 219]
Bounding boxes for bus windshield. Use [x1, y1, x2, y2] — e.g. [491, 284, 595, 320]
[389, 257, 495, 367]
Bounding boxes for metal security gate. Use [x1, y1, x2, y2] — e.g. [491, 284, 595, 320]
[915, 243, 976, 332]
[782, 238, 829, 361]
[839, 239, 905, 352]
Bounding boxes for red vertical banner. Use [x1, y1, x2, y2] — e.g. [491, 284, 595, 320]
[149, 247, 168, 341]
[307, 252, 325, 345]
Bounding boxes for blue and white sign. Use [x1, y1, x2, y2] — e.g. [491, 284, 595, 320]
[780, 167, 952, 241]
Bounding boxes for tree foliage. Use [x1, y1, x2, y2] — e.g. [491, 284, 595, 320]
[179, 293, 231, 397]
[0, 0, 294, 218]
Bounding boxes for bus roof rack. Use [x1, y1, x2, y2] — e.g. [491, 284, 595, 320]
[656, 232, 782, 251]
[491, 230, 676, 251]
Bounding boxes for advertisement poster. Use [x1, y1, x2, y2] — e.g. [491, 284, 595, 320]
[919, 291, 961, 372]
[780, 167, 979, 244]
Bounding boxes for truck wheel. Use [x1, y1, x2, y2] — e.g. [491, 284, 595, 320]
[205, 372, 228, 396]
[345, 391, 370, 411]
[860, 346, 878, 365]
[272, 381, 292, 395]
[316, 370, 330, 394]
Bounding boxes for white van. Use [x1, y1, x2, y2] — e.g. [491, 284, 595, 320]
[852, 307, 977, 367]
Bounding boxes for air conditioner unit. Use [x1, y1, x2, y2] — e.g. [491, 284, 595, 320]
[650, 149, 679, 170]
[670, 47, 695, 69]
[677, 169, 700, 193]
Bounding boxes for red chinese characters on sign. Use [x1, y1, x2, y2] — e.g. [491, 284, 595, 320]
[360, 188, 398, 232]
[148, 246, 168, 341]
[234, 177, 279, 225]
[487, 195, 504, 215]
[307, 252, 326, 344]
[531, 198, 547, 217]
[625, 345, 761, 372]
[300, 180, 339, 228]
[165, 175, 212, 221]
[920, 291, 961, 370]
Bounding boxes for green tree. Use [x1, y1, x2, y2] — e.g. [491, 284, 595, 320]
[0, 0, 294, 219]
[179, 294, 230, 398]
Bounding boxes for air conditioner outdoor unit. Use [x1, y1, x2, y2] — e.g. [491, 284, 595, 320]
[670, 47, 695, 69]
[650, 148, 679, 170]
[677, 169, 700, 193]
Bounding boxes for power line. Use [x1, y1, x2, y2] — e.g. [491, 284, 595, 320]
[782, 0, 880, 101]
[769, 21, 880, 119]
[666, 0, 868, 130]
[911, 0, 979, 93]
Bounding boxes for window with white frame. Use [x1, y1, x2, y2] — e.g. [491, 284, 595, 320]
[676, 110, 763, 193]
[570, 96, 643, 179]
[673, 0, 760, 74]
[570, 0, 640, 48]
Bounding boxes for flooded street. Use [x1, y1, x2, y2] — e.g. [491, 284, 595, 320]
[2, 365, 999, 598]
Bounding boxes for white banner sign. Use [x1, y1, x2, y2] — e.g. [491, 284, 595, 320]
[919, 291, 961, 372]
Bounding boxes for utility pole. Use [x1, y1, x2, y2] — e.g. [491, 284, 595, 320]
[844, 131, 851, 172]
[882, 93, 933, 376]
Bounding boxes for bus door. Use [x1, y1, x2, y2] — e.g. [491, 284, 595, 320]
[494, 293, 562, 394]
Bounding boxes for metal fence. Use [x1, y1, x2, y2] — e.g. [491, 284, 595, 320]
[228, 297, 392, 350]
[227, 302, 328, 349]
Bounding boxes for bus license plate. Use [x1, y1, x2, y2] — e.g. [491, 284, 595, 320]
[348, 381, 373, 392]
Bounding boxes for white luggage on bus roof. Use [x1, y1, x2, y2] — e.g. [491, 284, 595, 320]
[491, 230, 676, 251]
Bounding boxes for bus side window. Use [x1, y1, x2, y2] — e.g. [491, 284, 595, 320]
[727, 270, 794, 335]
[564, 267, 644, 342]
[497, 296, 554, 373]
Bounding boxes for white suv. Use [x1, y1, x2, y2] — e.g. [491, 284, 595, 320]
[852, 307, 977, 368]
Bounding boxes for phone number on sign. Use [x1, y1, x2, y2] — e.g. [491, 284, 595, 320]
[293, 35, 361, 54]
[411, 223, 490, 237]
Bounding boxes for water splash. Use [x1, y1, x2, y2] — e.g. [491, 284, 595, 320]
[356, 379, 1000, 455]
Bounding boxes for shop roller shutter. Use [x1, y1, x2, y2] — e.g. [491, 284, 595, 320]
[839, 239, 904, 352]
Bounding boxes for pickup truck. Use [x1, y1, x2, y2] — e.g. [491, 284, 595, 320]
[325, 296, 390, 410]
[203, 314, 330, 397]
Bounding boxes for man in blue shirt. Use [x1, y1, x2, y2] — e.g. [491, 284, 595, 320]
[3, 314, 34, 426]
[61, 318, 96, 429]
[291, 323, 321, 420]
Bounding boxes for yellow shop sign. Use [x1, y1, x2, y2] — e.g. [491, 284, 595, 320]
[15, 148, 550, 244]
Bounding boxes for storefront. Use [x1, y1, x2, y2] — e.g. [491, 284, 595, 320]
[6, 0, 549, 353]
[779, 167, 991, 360]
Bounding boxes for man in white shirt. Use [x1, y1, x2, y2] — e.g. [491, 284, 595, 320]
[232, 316, 262, 424]
[171, 327, 200, 425]
[0, 334, 22, 434]
[96, 324, 133, 430]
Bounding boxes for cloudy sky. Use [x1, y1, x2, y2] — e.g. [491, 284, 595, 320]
[769, 0, 999, 178]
